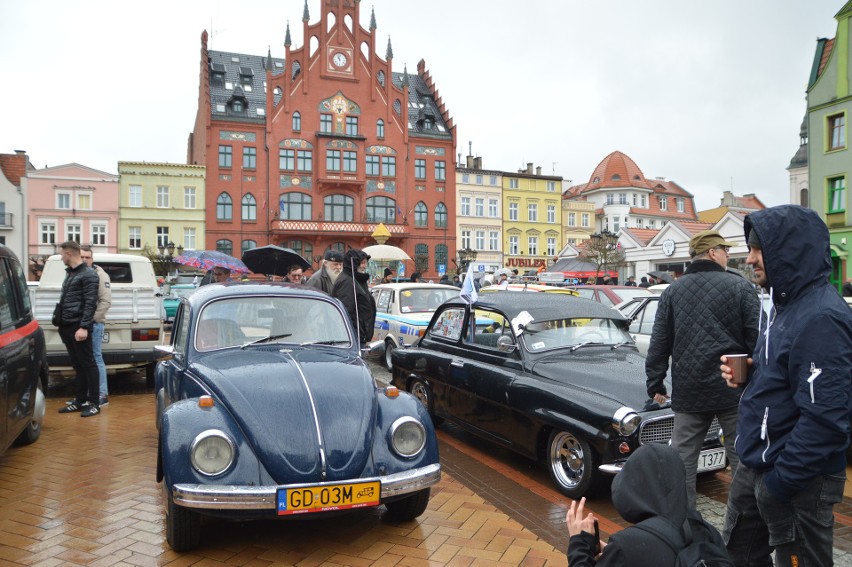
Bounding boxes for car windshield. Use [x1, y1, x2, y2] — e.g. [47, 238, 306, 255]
[171, 286, 197, 299]
[399, 287, 459, 313]
[520, 317, 632, 353]
[195, 296, 352, 352]
[611, 288, 653, 302]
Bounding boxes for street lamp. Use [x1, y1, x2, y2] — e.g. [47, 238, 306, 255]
[157, 241, 184, 280]
[457, 247, 478, 274]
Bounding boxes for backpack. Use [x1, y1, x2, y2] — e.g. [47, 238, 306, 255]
[634, 512, 734, 567]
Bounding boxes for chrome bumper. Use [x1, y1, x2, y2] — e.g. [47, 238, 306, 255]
[173, 463, 441, 510]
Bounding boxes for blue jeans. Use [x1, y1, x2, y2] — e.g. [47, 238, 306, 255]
[723, 465, 845, 566]
[92, 322, 107, 397]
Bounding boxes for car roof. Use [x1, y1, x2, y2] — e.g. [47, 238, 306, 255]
[187, 281, 332, 305]
[371, 283, 459, 291]
[457, 291, 628, 321]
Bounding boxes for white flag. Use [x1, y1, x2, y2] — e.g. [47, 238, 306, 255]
[459, 263, 478, 305]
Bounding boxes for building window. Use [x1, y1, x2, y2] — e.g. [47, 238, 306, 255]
[219, 145, 232, 168]
[435, 244, 447, 271]
[157, 186, 169, 208]
[57, 193, 71, 209]
[547, 237, 556, 256]
[476, 175, 483, 185]
[242, 240, 257, 255]
[216, 239, 233, 256]
[184, 187, 196, 209]
[568, 212, 576, 227]
[632, 193, 637, 206]
[414, 244, 429, 274]
[547, 205, 556, 223]
[184, 228, 196, 250]
[345, 116, 359, 136]
[243, 147, 257, 169]
[285, 240, 312, 261]
[434, 161, 446, 181]
[280, 192, 312, 220]
[828, 113, 846, 151]
[293, 111, 301, 131]
[326, 150, 341, 172]
[41, 223, 56, 245]
[641, 194, 647, 208]
[606, 193, 614, 205]
[489, 231, 498, 251]
[475, 198, 484, 217]
[676, 198, 684, 213]
[581, 213, 590, 228]
[462, 173, 469, 183]
[415, 159, 426, 180]
[280, 149, 295, 170]
[547, 181, 556, 192]
[217, 192, 233, 221]
[489, 199, 498, 217]
[434, 202, 448, 228]
[509, 179, 518, 189]
[619, 193, 627, 205]
[91, 224, 106, 246]
[475, 231, 485, 250]
[77, 193, 91, 210]
[366, 155, 379, 176]
[649, 220, 656, 228]
[297, 150, 312, 172]
[128, 226, 141, 249]
[324, 194, 354, 222]
[342, 151, 357, 173]
[414, 202, 428, 227]
[528, 203, 537, 222]
[528, 236, 538, 256]
[156, 227, 169, 249]
[829, 176, 846, 213]
[382, 156, 397, 177]
[509, 236, 519, 255]
[659, 197, 668, 211]
[377, 119, 384, 138]
[613, 216, 620, 232]
[242, 194, 257, 221]
[460, 197, 470, 216]
[366, 196, 396, 223]
[461, 230, 471, 249]
[129, 185, 142, 207]
[509, 202, 518, 221]
[320, 114, 332, 133]
[637, 218, 644, 228]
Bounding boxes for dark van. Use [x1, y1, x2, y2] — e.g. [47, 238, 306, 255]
[0, 245, 47, 455]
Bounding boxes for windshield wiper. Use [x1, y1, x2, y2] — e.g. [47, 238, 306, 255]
[569, 341, 605, 352]
[241, 333, 292, 348]
[610, 342, 634, 350]
[300, 340, 350, 346]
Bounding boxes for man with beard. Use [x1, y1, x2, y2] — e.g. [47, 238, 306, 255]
[332, 249, 376, 346]
[306, 249, 344, 294]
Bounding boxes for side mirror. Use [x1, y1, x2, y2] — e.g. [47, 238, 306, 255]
[154, 344, 175, 360]
[496, 335, 516, 353]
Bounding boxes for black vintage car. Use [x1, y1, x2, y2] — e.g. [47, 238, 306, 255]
[390, 291, 725, 498]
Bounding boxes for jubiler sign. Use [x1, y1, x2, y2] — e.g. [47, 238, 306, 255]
[505, 257, 548, 268]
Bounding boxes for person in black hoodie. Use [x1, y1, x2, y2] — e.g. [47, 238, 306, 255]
[567, 444, 725, 566]
[332, 249, 376, 346]
[721, 205, 852, 566]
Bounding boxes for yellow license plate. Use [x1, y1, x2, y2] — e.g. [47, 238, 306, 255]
[276, 481, 380, 515]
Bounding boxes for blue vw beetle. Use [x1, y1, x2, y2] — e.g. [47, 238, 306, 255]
[154, 282, 440, 551]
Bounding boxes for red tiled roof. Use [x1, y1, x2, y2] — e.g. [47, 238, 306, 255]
[819, 38, 835, 77]
[734, 195, 766, 210]
[622, 228, 660, 246]
[0, 153, 28, 186]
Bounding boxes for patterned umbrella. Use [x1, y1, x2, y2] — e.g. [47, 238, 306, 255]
[173, 250, 249, 274]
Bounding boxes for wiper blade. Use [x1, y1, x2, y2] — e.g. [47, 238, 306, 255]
[610, 342, 634, 350]
[300, 340, 350, 346]
[241, 333, 292, 348]
[569, 341, 605, 352]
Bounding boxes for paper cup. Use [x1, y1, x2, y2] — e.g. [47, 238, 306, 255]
[726, 354, 749, 385]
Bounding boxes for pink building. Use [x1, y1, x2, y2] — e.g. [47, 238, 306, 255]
[27, 163, 119, 279]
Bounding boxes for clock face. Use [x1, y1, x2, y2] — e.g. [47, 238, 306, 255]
[332, 52, 348, 68]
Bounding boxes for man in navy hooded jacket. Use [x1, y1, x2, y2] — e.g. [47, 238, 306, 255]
[722, 205, 852, 566]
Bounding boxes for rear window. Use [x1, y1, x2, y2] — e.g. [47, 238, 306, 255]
[97, 262, 134, 284]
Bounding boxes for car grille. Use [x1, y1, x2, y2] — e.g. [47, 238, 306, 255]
[639, 416, 721, 445]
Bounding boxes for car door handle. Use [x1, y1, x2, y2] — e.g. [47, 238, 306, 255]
[450, 359, 465, 368]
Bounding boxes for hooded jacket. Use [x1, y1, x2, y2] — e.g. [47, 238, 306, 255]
[737, 205, 852, 501]
[646, 259, 760, 412]
[331, 250, 376, 345]
[567, 444, 689, 566]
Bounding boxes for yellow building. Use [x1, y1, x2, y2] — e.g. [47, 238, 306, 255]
[503, 163, 562, 272]
[456, 156, 503, 273]
[562, 199, 597, 247]
[118, 162, 206, 256]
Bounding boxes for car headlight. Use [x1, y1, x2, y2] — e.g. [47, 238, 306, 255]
[190, 429, 235, 476]
[612, 407, 641, 436]
[389, 417, 426, 458]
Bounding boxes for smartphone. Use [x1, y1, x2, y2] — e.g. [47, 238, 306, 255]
[593, 519, 601, 555]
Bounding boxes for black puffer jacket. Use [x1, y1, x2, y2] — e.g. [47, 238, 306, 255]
[646, 260, 760, 412]
[58, 262, 99, 328]
[331, 250, 376, 345]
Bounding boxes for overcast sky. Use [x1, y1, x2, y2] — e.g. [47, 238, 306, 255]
[0, 1, 842, 211]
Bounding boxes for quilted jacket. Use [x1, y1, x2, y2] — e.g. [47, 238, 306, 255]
[646, 260, 760, 413]
[58, 262, 99, 328]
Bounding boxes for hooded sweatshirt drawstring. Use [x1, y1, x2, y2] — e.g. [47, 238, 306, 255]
[762, 287, 776, 363]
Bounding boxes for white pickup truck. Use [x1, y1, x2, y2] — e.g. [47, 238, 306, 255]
[31, 253, 164, 385]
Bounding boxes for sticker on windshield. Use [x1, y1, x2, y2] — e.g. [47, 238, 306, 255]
[531, 341, 545, 350]
[512, 311, 534, 335]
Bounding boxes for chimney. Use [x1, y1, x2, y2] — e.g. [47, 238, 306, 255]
[526, 162, 533, 174]
[14, 150, 26, 155]
[466, 155, 474, 168]
[535, 166, 541, 176]
[473, 157, 482, 169]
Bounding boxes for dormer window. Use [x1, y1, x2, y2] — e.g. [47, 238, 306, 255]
[233, 100, 244, 112]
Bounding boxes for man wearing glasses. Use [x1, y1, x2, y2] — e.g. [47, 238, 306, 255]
[645, 230, 760, 508]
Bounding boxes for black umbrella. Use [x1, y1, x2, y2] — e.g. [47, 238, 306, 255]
[647, 270, 674, 284]
[242, 245, 311, 277]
